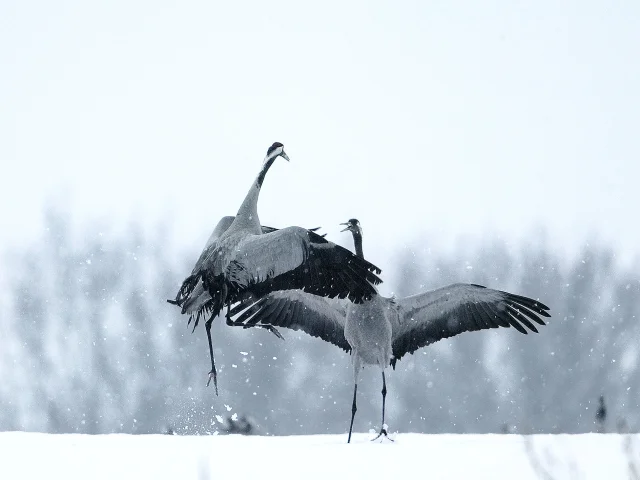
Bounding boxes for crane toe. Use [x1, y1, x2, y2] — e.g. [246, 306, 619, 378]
[371, 426, 394, 442]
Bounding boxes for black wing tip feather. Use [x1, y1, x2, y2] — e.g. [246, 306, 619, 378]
[499, 289, 553, 333]
[389, 287, 551, 369]
[506, 306, 538, 333]
[169, 273, 203, 307]
[510, 302, 548, 327]
[167, 271, 227, 333]
[502, 291, 551, 313]
[472, 284, 551, 314]
[307, 229, 383, 277]
[228, 295, 352, 353]
[360, 258, 382, 276]
[298, 232, 383, 303]
[213, 228, 383, 310]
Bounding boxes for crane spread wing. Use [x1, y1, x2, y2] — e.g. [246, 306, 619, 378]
[169, 217, 306, 327]
[171, 226, 380, 327]
[228, 291, 351, 352]
[390, 283, 550, 368]
[205, 226, 382, 307]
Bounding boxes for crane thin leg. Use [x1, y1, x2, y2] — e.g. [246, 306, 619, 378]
[205, 317, 218, 396]
[347, 383, 358, 443]
[372, 371, 392, 441]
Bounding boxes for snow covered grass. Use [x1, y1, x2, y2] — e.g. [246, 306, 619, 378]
[1, 432, 638, 479]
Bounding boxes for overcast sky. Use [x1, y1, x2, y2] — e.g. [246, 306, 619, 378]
[2, 0, 639, 278]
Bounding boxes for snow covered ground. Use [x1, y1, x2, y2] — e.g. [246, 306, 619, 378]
[1, 432, 637, 479]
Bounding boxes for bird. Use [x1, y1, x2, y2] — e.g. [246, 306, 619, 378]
[168, 145, 383, 395]
[595, 395, 607, 433]
[171, 214, 321, 339]
[228, 218, 551, 442]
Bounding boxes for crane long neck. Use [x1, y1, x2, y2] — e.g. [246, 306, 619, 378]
[236, 156, 277, 223]
[351, 231, 364, 259]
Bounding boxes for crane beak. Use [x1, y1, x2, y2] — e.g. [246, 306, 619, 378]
[280, 151, 290, 162]
[340, 222, 350, 232]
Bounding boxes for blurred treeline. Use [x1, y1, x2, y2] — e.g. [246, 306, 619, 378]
[0, 208, 639, 435]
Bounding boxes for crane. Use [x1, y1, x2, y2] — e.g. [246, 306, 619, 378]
[229, 218, 551, 441]
[172, 214, 321, 339]
[168, 146, 383, 394]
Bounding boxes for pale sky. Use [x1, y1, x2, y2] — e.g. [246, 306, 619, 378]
[2, 0, 639, 280]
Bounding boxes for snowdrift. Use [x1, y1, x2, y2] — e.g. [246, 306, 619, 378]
[1, 432, 637, 479]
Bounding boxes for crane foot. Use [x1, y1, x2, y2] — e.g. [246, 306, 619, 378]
[371, 427, 393, 442]
[262, 325, 284, 340]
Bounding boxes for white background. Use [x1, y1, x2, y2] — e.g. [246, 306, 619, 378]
[2, 0, 639, 273]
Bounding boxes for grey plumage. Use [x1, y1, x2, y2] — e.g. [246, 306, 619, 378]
[177, 216, 280, 323]
[176, 215, 320, 327]
[389, 283, 549, 367]
[229, 218, 551, 441]
[168, 145, 383, 395]
[233, 290, 352, 352]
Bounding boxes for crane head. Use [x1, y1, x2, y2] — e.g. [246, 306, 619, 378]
[340, 218, 361, 234]
[264, 142, 290, 163]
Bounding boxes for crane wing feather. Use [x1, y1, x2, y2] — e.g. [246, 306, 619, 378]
[170, 218, 296, 327]
[212, 227, 382, 305]
[189, 216, 282, 275]
[229, 291, 351, 352]
[390, 283, 550, 368]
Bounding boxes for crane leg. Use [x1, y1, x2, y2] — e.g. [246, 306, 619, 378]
[372, 371, 393, 441]
[205, 316, 219, 396]
[347, 383, 358, 444]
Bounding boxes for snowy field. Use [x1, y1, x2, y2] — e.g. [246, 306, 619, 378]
[1, 432, 637, 480]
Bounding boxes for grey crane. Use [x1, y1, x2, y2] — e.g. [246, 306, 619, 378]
[229, 218, 551, 442]
[168, 145, 383, 394]
[173, 214, 321, 338]
[595, 395, 607, 433]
